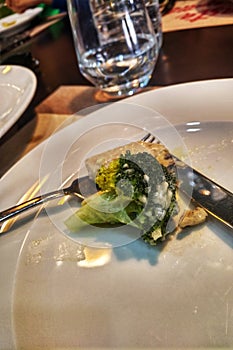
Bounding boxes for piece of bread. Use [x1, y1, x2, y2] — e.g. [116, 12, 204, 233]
[85, 141, 175, 180]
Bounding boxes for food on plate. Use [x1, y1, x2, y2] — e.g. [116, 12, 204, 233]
[65, 141, 207, 245]
[65, 141, 178, 245]
[85, 141, 175, 180]
[1, 19, 16, 27]
[179, 207, 208, 229]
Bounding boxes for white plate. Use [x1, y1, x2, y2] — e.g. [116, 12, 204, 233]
[0, 7, 42, 37]
[0, 79, 233, 349]
[0, 65, 37, 138]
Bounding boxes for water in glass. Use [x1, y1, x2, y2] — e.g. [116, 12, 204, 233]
[67, 0, 158, 97]
[145, 0, 163, 49]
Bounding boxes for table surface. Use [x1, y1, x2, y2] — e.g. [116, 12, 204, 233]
[0, 16, 233, 176]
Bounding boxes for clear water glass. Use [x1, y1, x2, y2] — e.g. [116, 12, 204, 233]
[67, 0, 158, 97]
[145, 0, 163, 49]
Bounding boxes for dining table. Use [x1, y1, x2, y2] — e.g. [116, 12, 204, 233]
[0, 1, 233, 349]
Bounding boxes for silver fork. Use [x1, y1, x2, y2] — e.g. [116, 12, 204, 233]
[0, 176, 96, 224]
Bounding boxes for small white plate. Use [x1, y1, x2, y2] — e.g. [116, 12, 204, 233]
[0, 65, 37, 138]
[0, 7, 42, 37]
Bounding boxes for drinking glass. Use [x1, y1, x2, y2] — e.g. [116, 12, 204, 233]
[145, 0, 163, 49]
[67, 0, 158, 97]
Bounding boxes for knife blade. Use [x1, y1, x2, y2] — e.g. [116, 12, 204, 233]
[0, 12, 66, 55]
[176, 159, 233, 230]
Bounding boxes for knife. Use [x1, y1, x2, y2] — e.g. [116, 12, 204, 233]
[0, 12, 66, 55]
[176, 160, 233, 230]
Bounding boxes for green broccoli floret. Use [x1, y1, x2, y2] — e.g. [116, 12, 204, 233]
[96, 151, 164, 200]
[95, 158, 120, 191]
[65, 151, 178, 245]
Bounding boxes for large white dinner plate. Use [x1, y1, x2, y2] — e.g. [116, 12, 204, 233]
[0, 79, 233, 349]
[0, 7, 42, 37]
[0, 65, 37, 138]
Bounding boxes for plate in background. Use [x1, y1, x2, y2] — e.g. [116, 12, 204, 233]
[0, 65, 37, 138]
[0, 7, 42, 37]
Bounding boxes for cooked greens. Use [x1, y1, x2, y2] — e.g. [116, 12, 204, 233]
[65, 151, 178, 245]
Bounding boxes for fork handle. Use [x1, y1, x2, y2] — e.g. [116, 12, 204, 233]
[0, 190, 65, 224]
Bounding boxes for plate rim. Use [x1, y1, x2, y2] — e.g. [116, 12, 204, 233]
[1, 77, 233, 183]
[0, 7, 43, 36]
[0, 64, 37, 138]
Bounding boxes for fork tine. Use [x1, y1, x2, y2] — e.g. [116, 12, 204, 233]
[148, 135, 156, 143]
[141, 133, 159, 144]
[141, 133, 151, 142]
